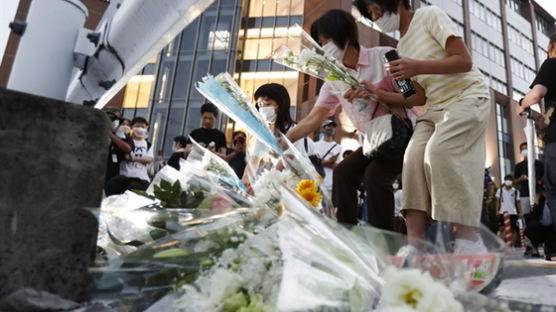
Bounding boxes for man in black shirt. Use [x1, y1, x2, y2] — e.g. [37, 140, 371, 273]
[168, 136, 188, 171]
[224, 131, 247, 178]
[514, 142, 544, 216]
[517, 31, 556, 230]
[187, 103, 227, 158]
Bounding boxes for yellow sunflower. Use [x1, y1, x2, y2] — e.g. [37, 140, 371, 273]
[296, 179, 318, 194]
[296, 180, 321, 207]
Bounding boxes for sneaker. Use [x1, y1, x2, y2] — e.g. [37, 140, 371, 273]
[454, 237, 488, 254]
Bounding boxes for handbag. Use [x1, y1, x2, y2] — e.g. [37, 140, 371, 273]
[362, 104, 413, 159]
[304, 137, 327, 178]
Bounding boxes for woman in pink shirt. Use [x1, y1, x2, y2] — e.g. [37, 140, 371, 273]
[286, 10, 421, 230]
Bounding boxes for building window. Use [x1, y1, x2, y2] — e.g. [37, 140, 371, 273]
[535, 13, 551, 36]
[471, 0, 502, 33]
[471, 32, 505, 66]
[510, 57, 536, 82]
[208, 30, 231, 50]
[496, 102, 514, 180]
[122, 55, 158, 116]
[538, 46, 548, 64]
[512, 88, 525, 102]
[508, 25, 534, 54]
[505, 0, 524, 16]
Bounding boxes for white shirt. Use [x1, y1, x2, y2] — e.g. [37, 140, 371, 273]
[314, 139, 341, 191]
[394, 189, 403, 217]
[496, 187, 520, 215]
[120, 139, 154, 181]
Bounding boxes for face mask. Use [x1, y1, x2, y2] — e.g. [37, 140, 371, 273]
[392, 183, 399, 190]
[521, 149, 527, 158]
[505, 180, 513, 187]
[172, 145, 179, 153]
[324, 128, 335, 137]
[111, 119, 120, 130]
[133, 127, 148, 139]
[118, 125, 130, 134]
[374, 11, 400, 33]
[322, 41, 345, 62]
[259, 106, 277, 124]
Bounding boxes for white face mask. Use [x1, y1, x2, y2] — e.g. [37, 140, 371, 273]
[505, 180, 513, 187]
[118, 125, 131, 135]
[322, 41, 345, 62]
[392, 183, 399, 190]
[259, 106, 277, 124]
[521, 149, 527, 158]
[172, 144, 179, 153]
[133, 127, 148, 139]
[374, 11, 400, 33]
[111, 120, 120, 130]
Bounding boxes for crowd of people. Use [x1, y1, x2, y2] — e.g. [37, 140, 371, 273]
[100, 0, 555, 260]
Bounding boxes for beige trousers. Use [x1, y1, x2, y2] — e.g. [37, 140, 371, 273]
[401, 97, 490, 227]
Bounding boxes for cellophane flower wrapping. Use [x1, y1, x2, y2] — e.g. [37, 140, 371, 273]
[196, 72, 282, 155]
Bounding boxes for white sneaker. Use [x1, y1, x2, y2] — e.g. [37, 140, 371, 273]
[454, 237, 488, 254]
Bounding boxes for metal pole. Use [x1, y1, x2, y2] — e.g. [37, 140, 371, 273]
[7, 0, 87, 101]
[525, 109, 536, 207]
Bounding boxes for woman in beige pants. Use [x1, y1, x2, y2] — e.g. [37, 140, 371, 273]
[355, 0, 491, 253]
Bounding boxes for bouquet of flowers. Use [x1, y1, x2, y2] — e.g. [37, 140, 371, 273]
[178, 137, 249, 194]
[196, 72, 282, 154]
[272, 26, 411, 130]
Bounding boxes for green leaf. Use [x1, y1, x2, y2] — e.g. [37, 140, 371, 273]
[152, 248, 190, 259]
[159, 179, 172, 190]
[172, 180, 182, 193]
[326, 75, 339, 81]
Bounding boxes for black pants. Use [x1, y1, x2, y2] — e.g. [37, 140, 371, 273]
[105, 175, 149, 196]
[524, 218, 556, 255]
[332, 147, 403, 230]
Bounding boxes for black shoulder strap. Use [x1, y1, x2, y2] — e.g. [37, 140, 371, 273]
[304, 137, 308, 152]
[321, 143, 338, 160]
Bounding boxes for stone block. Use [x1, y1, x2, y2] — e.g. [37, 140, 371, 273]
[0, 88, 110, 302]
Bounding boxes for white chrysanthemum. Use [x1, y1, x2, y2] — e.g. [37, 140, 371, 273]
[252, 168, 296, 208]
[380, 266, 463, 312]
[207, 268, 244, 302]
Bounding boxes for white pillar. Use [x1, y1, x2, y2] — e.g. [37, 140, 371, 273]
[7, 0, 87, 101]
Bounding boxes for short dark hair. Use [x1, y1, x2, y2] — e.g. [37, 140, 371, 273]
[354, 0, 411, 20]
[201, 103, 219, 118]
[254, 83, 295, 134]
[519, 142, 527, 149]
[232, 131, 246, 139]
[504, 174, 513, 181]
[550, 31, 556, 44]
[131, 117, 149, 127]
[173, 135, 188, 147]
[310, 10, 360, 51]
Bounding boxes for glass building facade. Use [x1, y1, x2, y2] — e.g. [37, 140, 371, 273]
[122, 0, 244, 157]
[121, 0, 307, 158]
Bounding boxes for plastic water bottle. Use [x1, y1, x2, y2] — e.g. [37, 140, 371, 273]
[385, 49, 417, 98]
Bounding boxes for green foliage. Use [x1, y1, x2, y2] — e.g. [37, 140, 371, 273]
[153, 248, 190, 259]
